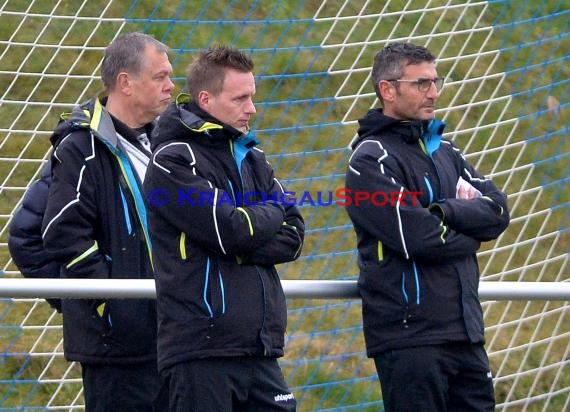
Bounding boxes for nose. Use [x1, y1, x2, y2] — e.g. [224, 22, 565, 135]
[165, 77, 175, 92]
[426, 81, 439, 99]
[245, 98, 256, 115]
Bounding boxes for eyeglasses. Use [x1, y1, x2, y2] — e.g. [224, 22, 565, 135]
[386, 77, 445, 92]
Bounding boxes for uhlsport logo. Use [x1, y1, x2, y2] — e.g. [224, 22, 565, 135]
[274, 392, 295, 402]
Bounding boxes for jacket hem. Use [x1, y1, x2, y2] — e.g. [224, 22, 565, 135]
[365, 334, 481, 358]
[65, 352, 157, 365]
[158, 347, 285, 373]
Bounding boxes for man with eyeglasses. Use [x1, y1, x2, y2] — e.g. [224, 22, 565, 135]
[345, 42, 510, 411]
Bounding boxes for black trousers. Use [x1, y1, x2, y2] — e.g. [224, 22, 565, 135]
[81, 361, 168, 412]
[374, 343, 495, 412]
[163, 357, 296, 412]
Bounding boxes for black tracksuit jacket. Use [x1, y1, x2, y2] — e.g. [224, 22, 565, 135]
[144, 95, 305, 373]
[41, 97, 157, 364]
[345, 109, 510, 357]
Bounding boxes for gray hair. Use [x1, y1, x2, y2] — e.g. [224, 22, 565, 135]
[371, 42, 436, 102]
[101, 32, 169, 92]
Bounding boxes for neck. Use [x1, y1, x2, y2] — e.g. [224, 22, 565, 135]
[105, 95, 145, 129]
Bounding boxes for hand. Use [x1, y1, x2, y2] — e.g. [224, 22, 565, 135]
[457, 184, 479, 199]
[456, 177, 482, 199]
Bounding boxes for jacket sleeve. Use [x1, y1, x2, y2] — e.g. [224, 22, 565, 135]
[144, 142, 286, 256]
[41, 134, 110, 279]
[429, 143, 510, 241]
[239, 171, 305, 266]
[345, 140, 481, 261]
[9, 162, 62, 311]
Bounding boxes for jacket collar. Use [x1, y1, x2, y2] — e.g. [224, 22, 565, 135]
[65, 95, 119, 148]
[66, 95, 156, 151]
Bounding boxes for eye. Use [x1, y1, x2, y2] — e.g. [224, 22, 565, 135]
[418, 78, 431, 89]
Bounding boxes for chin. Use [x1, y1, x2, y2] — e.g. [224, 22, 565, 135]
[419, 112, 435, 121]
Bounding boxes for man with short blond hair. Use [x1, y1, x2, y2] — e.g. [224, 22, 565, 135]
[144, 45, 304, 411]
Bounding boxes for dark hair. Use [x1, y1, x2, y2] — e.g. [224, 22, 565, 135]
[371, 42, 436, 102]
[101, 32, 169, 92]
[185, 45, 254, 102]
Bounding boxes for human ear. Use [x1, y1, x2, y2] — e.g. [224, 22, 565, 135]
[379, 80, 395, 104]
[117, 72, 131, 95]
[197, 90, 210, 109]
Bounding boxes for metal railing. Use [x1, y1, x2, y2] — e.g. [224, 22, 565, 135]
[0, 278, 569, 300]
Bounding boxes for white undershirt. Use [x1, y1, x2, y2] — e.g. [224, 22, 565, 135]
[117, 133, 150, 183]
